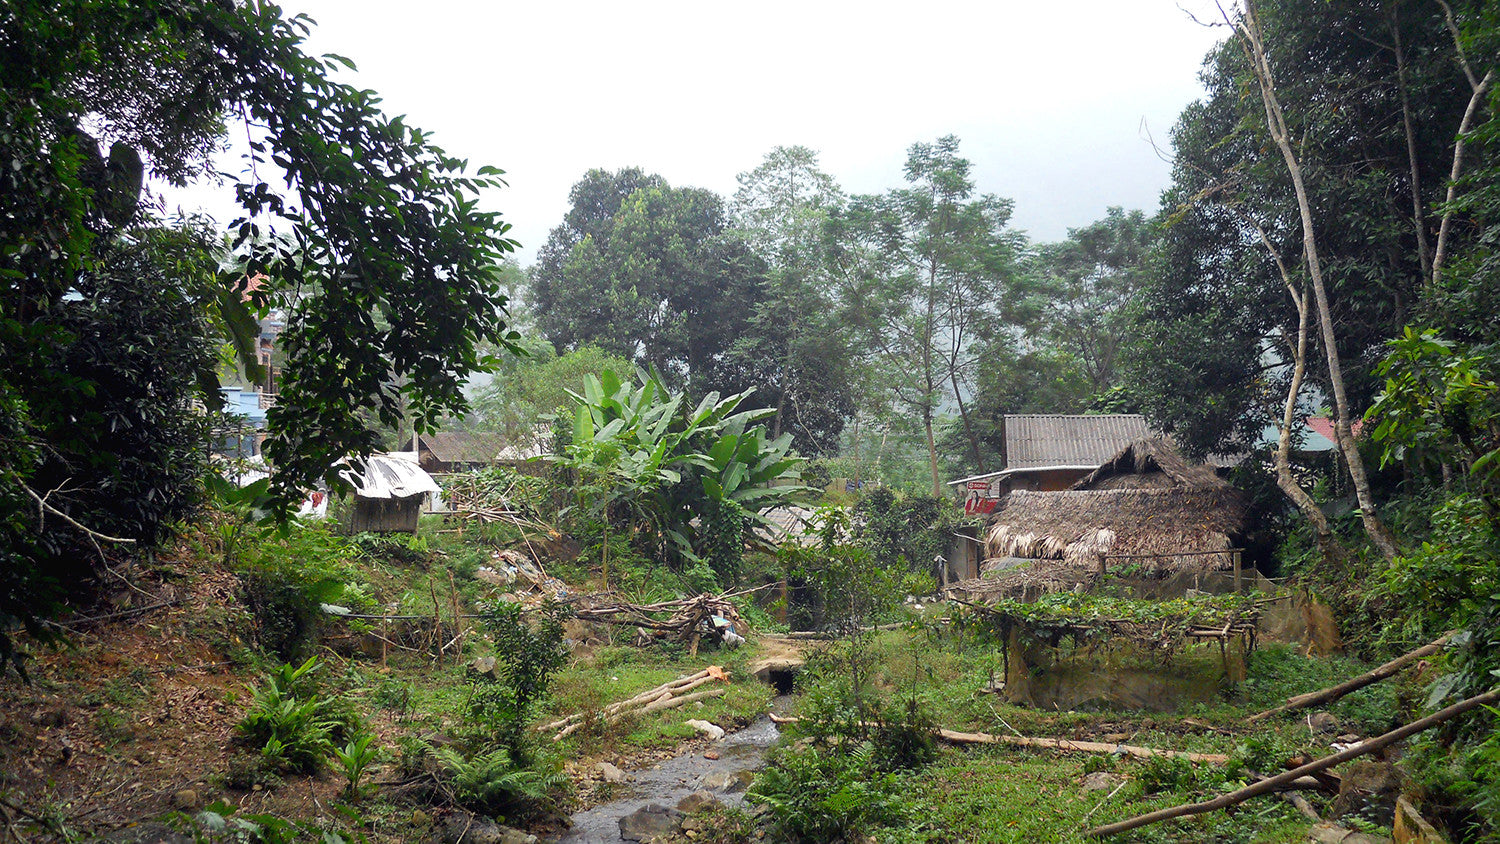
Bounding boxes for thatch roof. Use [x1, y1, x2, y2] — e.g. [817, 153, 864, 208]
[415, 432, 507, 466]
[981, 486, 1246, 573]
[1072, 438, 1230, 491]
[1004, 414, 1155, 469]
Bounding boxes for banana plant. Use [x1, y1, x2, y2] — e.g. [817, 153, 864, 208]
[552, 368, 809, 579]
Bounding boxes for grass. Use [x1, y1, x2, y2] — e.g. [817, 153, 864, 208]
[893, 745, 1309, 843]
[762, 624, 1415, 844]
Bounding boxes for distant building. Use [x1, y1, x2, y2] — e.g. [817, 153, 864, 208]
[948, 414, 1159, 515]
[404, 431, 509, 474]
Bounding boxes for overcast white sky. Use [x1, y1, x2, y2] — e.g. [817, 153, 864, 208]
[164, 1, 1228, 262]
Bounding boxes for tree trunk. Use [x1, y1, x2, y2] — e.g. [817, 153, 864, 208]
[1238, 1, 1399, 562]
[950, 366, 985, 473]
[1391, 10, 1433, 282]
[924, 410, 943, 499]
[1240, 212, 1344, 563]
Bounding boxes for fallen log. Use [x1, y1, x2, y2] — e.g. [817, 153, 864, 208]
[538, 669, 714, 732]
[765, 716, 1226, 764]
[1086, 687, 1500, 838]
[1247, 631, 1454, 723]
[936, 728, 1229, 765]
[552, 687, 729, 741]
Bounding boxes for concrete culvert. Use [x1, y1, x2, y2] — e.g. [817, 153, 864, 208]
[749, 656, 804, 695]
[766, 668, 798, 695]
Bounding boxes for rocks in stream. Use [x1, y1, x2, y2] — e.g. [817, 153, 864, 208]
[676, 790, 721, 814]
[619, 803, 682, 843]
[683, 719, 725, 740]
[442, 815, 538, 844]
[596, 761, 627, 783]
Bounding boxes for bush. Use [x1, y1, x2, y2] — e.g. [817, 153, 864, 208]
[434, 746, 564, 819]
[234, 658, 363, 775]
[749, 742, 910, 842]
[465, 600, 569, 758]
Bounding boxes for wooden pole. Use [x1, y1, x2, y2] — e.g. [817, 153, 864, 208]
[1087, 687, 1500, 838]
[1232, 550, 1242, 593]
[1246, 631, 1454, 723]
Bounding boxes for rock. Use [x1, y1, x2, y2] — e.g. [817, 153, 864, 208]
[1308, 823, 1351, 843]
[618, 803, 681, 843]
[1333, 760, 1401, 827]
[702, 750, 720, 760]
[170, 789, 201, 811]
[30, 701, 70, 728]
[410, 810, 431, 827]
[1309, 711, 1341, 734]
[1344, 835, 1392, 844]
[682, 817, 704, 831]
[684, 719, 725, 740]
[469, 656, 498, 677]
[596, 761, 626, 783]
[701, 771, 734, 792]
[677, 790, 720, 814]
[1081, 772, 1120, 793]
[498, 828, 538, 844]
[443, 814, 506, 844]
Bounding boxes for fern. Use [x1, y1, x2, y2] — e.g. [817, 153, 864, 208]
[435, 747, 564, 816]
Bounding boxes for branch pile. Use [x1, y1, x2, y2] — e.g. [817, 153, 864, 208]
[539, 666, 730, 741]
[573, 590, 751, 654]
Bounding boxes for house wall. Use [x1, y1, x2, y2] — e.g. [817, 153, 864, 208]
[1009, 468, 1091, 492]
[946, 527, 982, 583]
[347, 495, 424, 533]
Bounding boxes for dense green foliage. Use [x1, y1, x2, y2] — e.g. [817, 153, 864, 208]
[1, 0, 519, 664]
[554, 367, 805, 581]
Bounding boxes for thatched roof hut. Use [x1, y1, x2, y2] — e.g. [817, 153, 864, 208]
[1071, 438, 1231, 491]
[981, 487, 1246, 569]
[951, 440, 1246, 602]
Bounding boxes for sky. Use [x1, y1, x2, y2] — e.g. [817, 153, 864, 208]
[163, 1, 1229, 263]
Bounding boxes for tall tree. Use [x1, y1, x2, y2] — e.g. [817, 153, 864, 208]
[1231, 0, 1400, 561]
[1030, 207, 1155, 398]
[530, 169, 764, 390]
[726, 146, 855, 454]
[831, 136, 1022, 494]
[1, 0, 520, 666]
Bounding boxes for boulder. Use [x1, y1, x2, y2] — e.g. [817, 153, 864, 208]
[170, 789, 201, 811]
[596, 761, 626, 783]
[618, 803, 681, 843]
[677, 790, 720, 814]
[1308, 711, 1341, 734]
[1081, 772, 1120, 793]
[684, 719, 725, 740]
[1333, 760, 1401, 827]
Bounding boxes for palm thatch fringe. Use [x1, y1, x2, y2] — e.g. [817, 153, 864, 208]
[1072, 438, 1231, 491]
[981, 487, 1246, 574]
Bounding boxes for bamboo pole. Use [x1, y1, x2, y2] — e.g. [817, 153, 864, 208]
[1246, 632, 1454, 723]
[935, 729, 1228, 765]
[1087, 687, 1500, 838]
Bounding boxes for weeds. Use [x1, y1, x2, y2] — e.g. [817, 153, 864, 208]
[333, 735, 381, 799]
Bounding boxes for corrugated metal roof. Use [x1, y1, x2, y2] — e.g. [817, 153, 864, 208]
[339, 453, 441, 500]
[1003, 414, 1155, 470]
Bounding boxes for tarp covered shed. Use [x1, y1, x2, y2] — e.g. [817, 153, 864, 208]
[339, 453, 440, 533]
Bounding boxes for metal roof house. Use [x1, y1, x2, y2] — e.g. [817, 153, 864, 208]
[338, 453, 441, 533]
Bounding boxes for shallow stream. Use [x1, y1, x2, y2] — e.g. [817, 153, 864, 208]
[555, 715, 781, 842]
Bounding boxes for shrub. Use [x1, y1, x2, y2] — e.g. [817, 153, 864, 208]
[465, 600, 569, 757]
[434, 746, 564, 818]
[234, 658, 362, 775]
[332, 735, 380, 799]
[749, 742, 909, 841]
